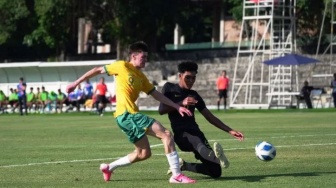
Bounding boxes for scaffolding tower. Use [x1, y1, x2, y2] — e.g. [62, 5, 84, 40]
[314, 0, 336, 77]
[230, 0, 297, 109]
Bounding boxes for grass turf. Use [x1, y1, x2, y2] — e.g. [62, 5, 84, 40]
[0, 109, 335, 188]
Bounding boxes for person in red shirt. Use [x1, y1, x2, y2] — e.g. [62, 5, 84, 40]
[216, 70, 229, 111]
[94, 77, 109, 116]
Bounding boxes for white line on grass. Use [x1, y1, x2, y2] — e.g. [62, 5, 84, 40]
[207, 133, 336, 142]
[223, 142, 336, 151]
[0, 158, 120, 168]
[1, 142, 335, 168]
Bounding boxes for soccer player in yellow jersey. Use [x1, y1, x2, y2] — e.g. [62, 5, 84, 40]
[66, 41, 196, 184]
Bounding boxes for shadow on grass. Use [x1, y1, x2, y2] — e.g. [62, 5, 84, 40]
[200, 171, 336, 182]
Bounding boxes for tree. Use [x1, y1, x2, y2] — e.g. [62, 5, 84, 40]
[0, 0, 29, 44]
[23, 0, 76, 61]
[0, 0, 54, 61]
[86, 0, 182, 59]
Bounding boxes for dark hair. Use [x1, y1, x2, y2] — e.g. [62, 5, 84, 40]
[178, 61, 198, 73]
[20, 77, 24, 81]
[129, 41, 148, 54]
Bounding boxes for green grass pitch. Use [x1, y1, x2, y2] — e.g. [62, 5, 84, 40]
[0, 109, 335, 188]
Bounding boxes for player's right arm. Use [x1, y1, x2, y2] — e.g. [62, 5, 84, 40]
[158, 83, 196, 115]
[159, 101, 179, 115]
[159, 97, 198, 115]
[158, 83, 182, 115]
[152, 90, 191, 117]
[66, 66, 105, 93]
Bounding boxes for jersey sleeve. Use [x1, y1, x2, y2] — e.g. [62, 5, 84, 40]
[104, 61, 123, 76]
[161, 82, 169, 95]
[161, 82, 173, 98]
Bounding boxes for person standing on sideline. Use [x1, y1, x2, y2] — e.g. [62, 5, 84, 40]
[84, 79, 94, 100]
[216, 70, 229, 110]
[17, 77, 27, 115]
[94, 77, 109, 116]
[331, 73, 336, 108]
[159, 61, 244, 178]
[66, 41, 196, 184]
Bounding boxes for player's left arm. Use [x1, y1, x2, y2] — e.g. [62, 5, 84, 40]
[200, 108, 244, 141]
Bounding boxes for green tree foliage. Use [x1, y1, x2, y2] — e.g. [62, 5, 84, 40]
[0, 0, 332, 61]
[0, 0, 29, 44]
[85, 0, 182, 58]
[23, 0, 75, 59]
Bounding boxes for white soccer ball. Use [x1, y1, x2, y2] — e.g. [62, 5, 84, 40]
[255, 141, 276, 161]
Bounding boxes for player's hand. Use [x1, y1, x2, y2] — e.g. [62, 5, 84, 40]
[182, 96, 198, 106]
[178, 106, 192, 117]
[66, 82, 77, 93]
[229, 130, 244, 141]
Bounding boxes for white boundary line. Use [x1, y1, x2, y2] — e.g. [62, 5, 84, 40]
[1, 142, 335, 169]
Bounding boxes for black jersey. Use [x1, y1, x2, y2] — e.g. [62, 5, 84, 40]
[161, 82, 206, 131]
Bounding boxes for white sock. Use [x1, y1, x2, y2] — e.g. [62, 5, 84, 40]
[166, 151, 181, 176]
[109, 155, 131, 171]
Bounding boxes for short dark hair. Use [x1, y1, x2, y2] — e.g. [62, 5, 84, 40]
[129, 41, 148, 54]
[20, 77, 24, 81]
[178, 61, 198, 73]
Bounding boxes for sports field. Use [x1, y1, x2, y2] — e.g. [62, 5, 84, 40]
[0, 109, 335, 188]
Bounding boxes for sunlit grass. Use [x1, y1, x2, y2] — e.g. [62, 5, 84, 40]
[0, 109, 335, 188]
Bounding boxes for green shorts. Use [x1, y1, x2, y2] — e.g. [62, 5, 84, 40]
[116, 112, 155, 143]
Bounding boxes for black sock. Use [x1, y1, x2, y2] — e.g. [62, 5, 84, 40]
[196, 143, 218, 163]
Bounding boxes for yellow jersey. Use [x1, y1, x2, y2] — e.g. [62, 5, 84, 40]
[104, 60, 155, 117]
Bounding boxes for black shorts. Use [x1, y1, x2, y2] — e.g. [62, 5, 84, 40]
[218, 89, 227, 99]
[173, 129, 211, 153]
[96, 95, 109, 104]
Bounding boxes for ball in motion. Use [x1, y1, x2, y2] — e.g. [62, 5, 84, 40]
[255, 141, 276, 161]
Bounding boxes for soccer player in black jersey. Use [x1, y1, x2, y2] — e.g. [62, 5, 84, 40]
[159, 61, 244, 178]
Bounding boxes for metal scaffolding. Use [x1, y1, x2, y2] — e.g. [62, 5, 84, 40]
[230, 0, 297, 109]
[316, 0, 336, 71]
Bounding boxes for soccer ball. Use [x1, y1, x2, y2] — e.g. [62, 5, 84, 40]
[255, 141, 276, 161]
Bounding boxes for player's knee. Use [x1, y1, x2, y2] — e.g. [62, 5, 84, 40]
[137, 149, 152, 160]
[143, 150, 152, 159]
[165, 129, 173, 137]
[209, 165, 222, 178]
[163, 130, 173, 142]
